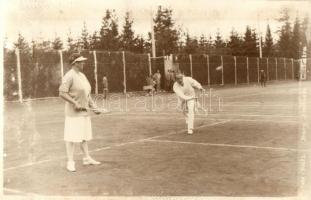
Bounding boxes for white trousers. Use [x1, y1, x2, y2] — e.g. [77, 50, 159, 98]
[184, 99, 195, 131]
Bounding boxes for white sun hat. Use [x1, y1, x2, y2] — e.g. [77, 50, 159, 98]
[71, 56, 87, 65]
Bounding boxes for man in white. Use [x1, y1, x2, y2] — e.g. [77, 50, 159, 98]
[173, 73, 205, 134]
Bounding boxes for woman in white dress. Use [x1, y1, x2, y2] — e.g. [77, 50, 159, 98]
[59, 53, 101, 172]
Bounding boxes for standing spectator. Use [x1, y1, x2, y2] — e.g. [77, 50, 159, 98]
[102, 74, 108, 99]
[259, 69, 266, 87]
[59, 53, 101, 172]
[153, 69, 161, 93]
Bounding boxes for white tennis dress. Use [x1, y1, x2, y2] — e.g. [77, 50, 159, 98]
[59, 69, 93, 142]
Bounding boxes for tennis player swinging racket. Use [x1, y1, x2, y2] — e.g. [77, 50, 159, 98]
[173, 73, 205, 134]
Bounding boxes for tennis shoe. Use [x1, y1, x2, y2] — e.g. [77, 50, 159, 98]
[67, 161, 76, 172]
[83, 157, 101, 165]
[187, 129, 193, 134]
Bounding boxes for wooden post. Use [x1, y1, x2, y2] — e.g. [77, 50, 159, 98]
[148, 53, 152, 76]
[122, 51, 127, 94]
[257, 57, 260, 83]
[266, 57, 269, 81]
[189, 54, 193, 77]
[93, 51, 98, 95]
[275, 58, 278, 80]
[15, 48, 23, 102]
[246, 57, 249, 84]
[234, 56, 237, 85]
[291, 58, 294, 80]
[58, 50, 64, 80]
[207, 54, 210, 87]
[283, 58, 287, 80]
[221, 56, 224, 85]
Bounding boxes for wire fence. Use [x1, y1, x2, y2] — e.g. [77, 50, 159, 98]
[3, 49, 304, 102]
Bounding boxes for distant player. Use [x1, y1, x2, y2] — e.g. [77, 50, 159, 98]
[153, 69, 162, 92]
[102, 74, 108, 99]
[259, 69, 266, 87]
[173, 73, 205, 134]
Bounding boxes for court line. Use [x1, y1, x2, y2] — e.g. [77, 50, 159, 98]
[146, 139, 311, 153]
[4, 120, 231, 171]
[99, 114, 299, 123]
[3, 187, 42, 196]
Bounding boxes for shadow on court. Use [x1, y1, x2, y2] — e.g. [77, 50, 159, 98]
[3, 81, 311, 197]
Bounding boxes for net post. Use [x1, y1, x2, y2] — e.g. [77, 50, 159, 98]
[257, 57, 260, 83]
[148, 53, 152, 76]
[93, 50, 98, 95]
[189, 54, 193, 77]
[246, 57, 249, 84]
[58, 50, 64, 81]
[275, 57, 278, 80]
[266, 57, 269, 81]
[292, 58, 294, 80]
[209, 88, 212, 112]
[15, 48, 23, 103]
[283, 58, 287, 80]
[221, 55, 224, 85]
[234, 56, 237, 85]
[206, 54, 210, 87]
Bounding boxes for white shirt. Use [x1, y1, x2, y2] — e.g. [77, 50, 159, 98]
[173, 76, 203, 108]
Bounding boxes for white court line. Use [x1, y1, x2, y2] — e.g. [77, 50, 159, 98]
[99, 114, 299, 123]
[4, 120, 231, 171]
[3, 187, 42, 196]
[146, 139, 311, 153]
[104, 112, 299, 119]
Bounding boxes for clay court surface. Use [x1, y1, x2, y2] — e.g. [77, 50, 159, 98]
[3, 81, 311, 198]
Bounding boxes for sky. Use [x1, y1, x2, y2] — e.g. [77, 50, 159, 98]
[2, 0, 311, 48]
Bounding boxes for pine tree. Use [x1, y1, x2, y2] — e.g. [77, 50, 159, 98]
[228, 29, 243, 56]
[120, 11, 135, 51]
[80, 21, 90, 50]
[277, 8, 292, 58]
[99, 9, 120, 51]
[153, 6, 179, 56]
[90, 31, 100, 50]
[14, 33, 31, 53]
[291, 17, 302, 59]
[184, 33, 198, 54]
[67, 31, 76, 52]
[198, 34, 207, 53]
[263, 24, 274, 57]
[52, 36, 63, 50]
[214, 31, 226, 49]
[242, 26, 257, 56]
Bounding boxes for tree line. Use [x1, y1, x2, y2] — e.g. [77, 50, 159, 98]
[9, 6, 311, 59]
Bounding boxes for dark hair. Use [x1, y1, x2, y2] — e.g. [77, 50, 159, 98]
[69, 53, 81, 65]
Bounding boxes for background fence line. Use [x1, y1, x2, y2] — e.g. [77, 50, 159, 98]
[4, 49, 304, 102]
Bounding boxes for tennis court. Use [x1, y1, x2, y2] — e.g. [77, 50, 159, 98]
[3, 81, 311, 198]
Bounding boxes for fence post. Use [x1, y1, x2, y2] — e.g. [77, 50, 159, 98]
[189, 54, 193, 77]
[266, 57, 269, 81]
[93, 51, 98, 95]
[58, 50, 64, 81]
[221, 55, 224, 85]
[206, 54, 210, 87]
[234, 56, 237, 85]
[122, 51, 127, 94]
[246, 57, 249, 84]
[283, 58, 287, 80]
[257, 57, 260, 83]
[15, 48, 23, 102]
[275, 58, 278, 81]
[148, 53, 152, 76]
[291, 58, 294, 80]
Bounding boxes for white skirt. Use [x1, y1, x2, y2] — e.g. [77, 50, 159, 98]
[64, 116, 92, 142]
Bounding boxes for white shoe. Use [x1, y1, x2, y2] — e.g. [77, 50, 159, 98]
[187, 129, 193, 134]
[67, 161, 76, 172]
[83, 157, 101, 165]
